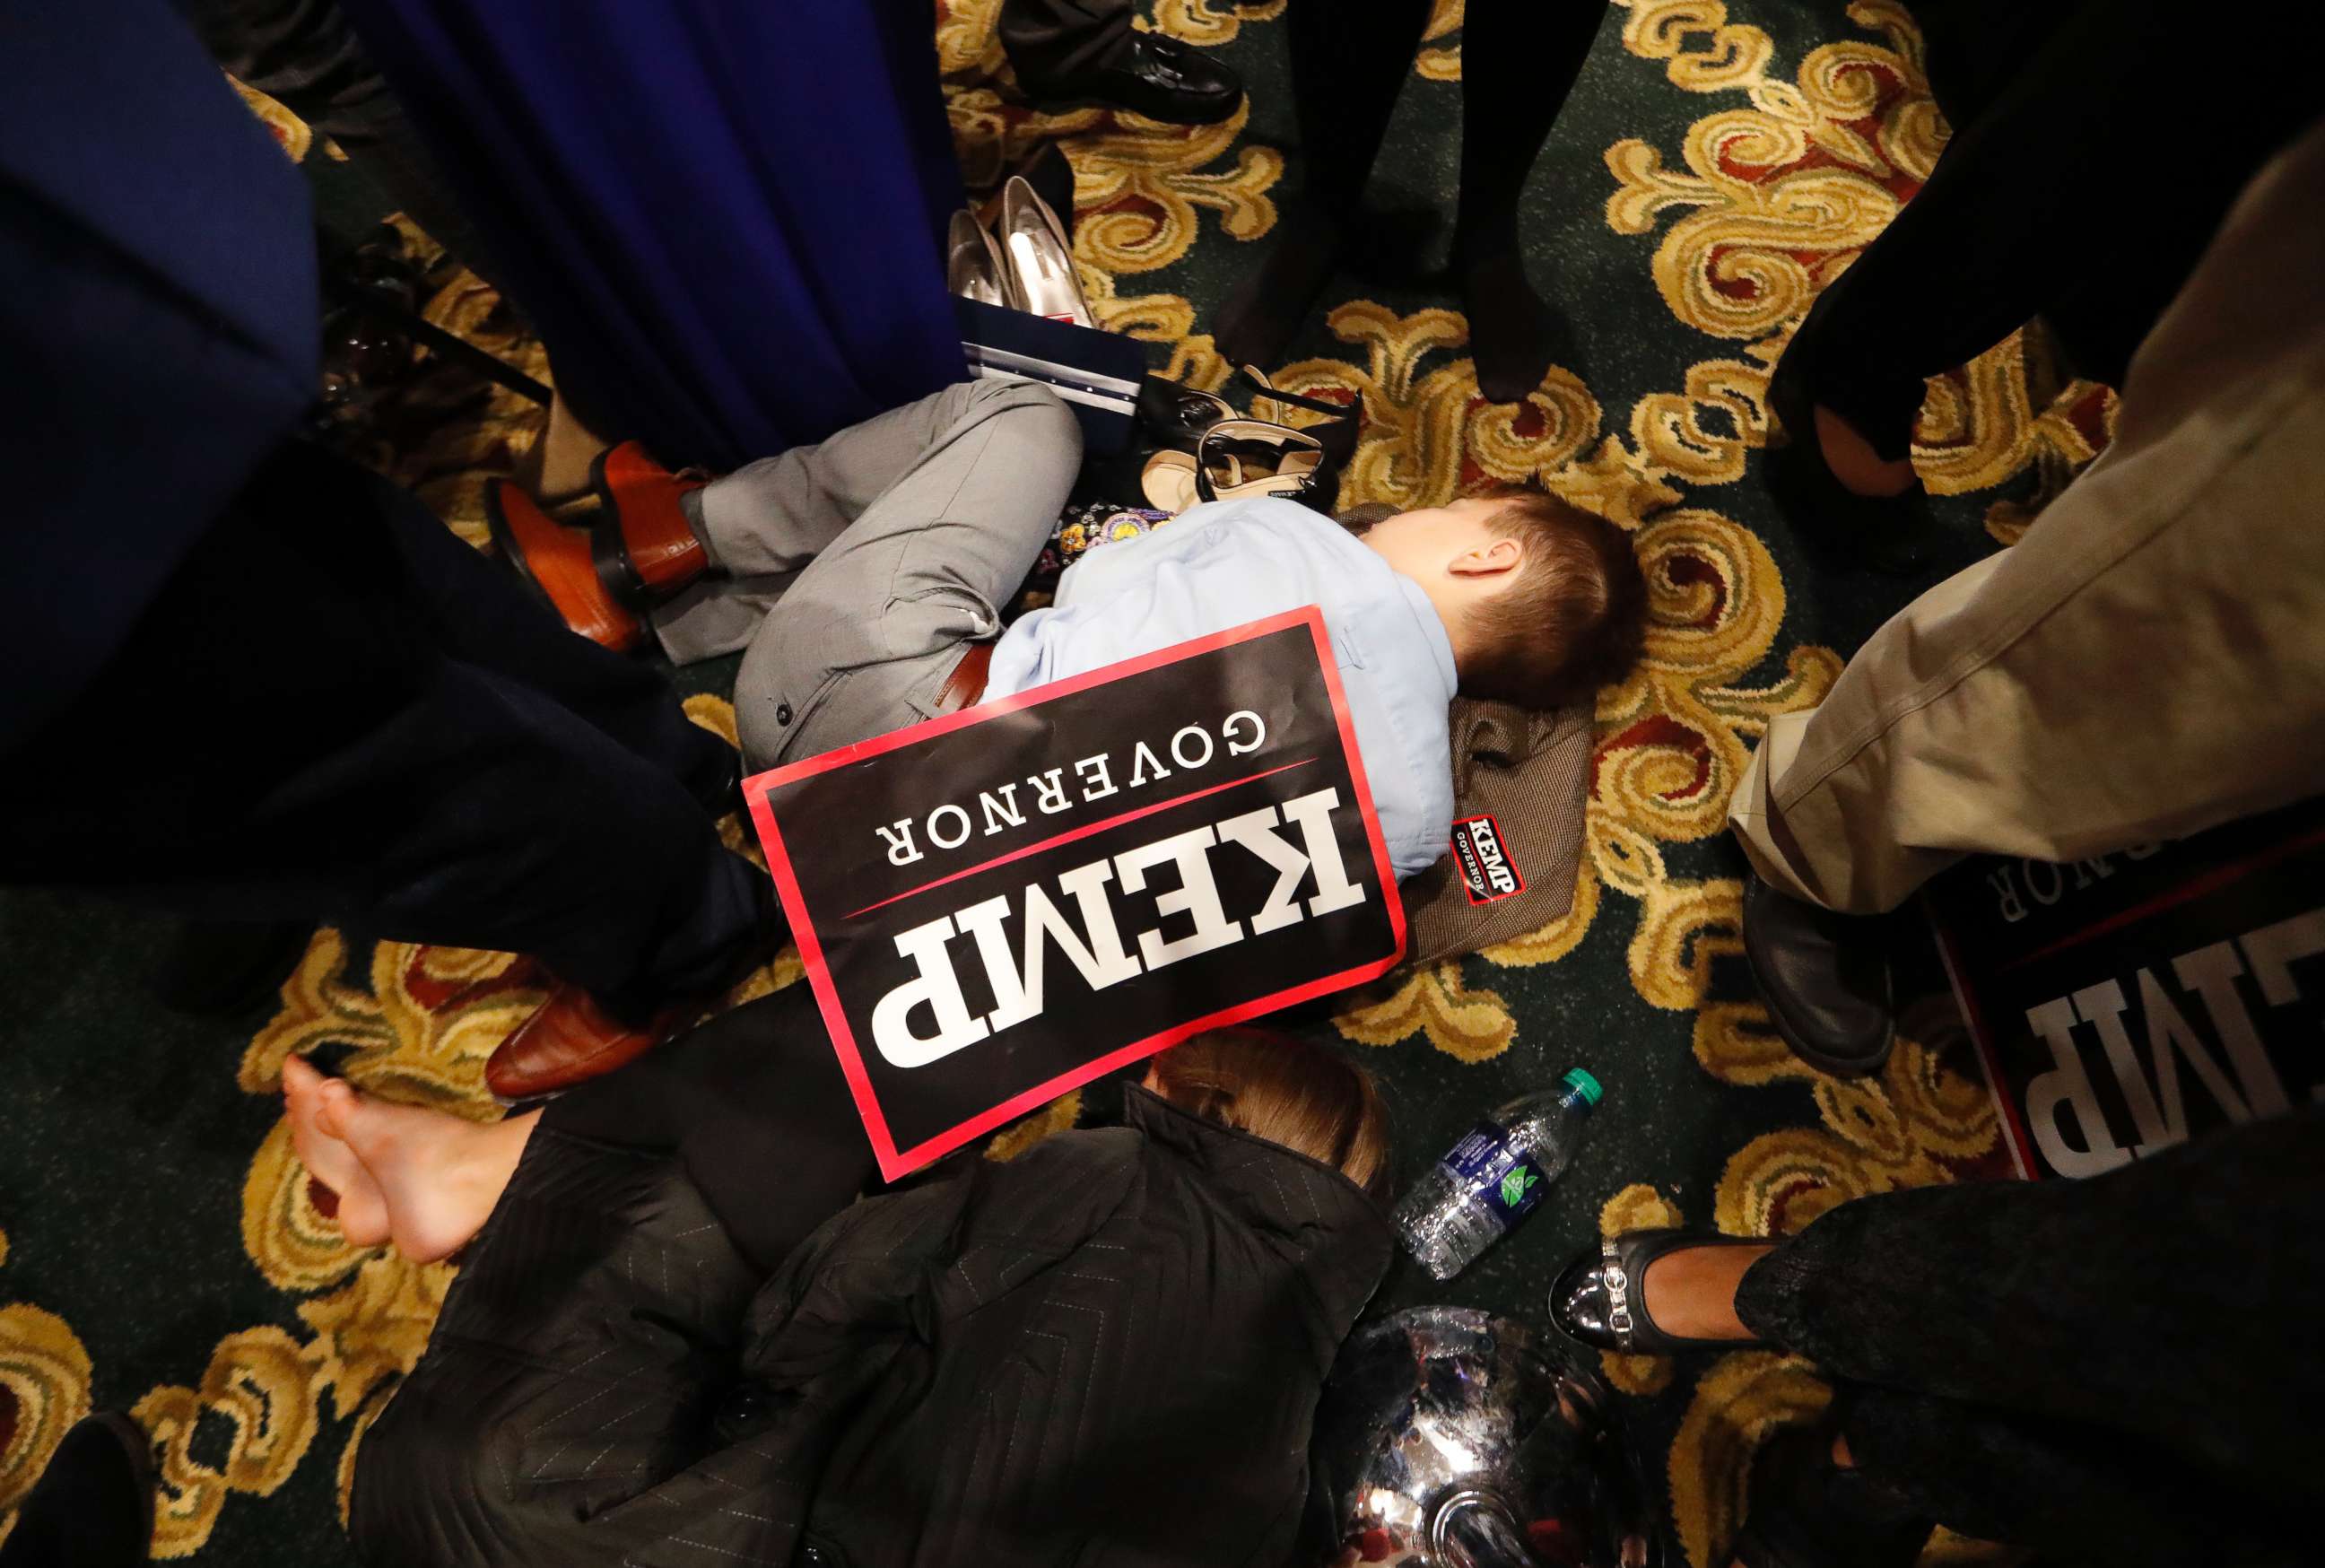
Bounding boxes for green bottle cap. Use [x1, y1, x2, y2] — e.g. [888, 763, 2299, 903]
[1561, 1067, 1603, 1108]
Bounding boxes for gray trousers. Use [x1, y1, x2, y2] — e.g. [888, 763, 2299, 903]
[652, 379, 1083, 772]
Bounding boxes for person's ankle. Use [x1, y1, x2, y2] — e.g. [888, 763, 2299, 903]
[1213, 206, 1350, 369]
[1641, 1242, 1772, 1340]
[1812, 405, 1916, 497]
[1455, 248, 1562, 402]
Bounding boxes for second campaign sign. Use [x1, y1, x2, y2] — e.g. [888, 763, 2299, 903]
[746, 607, 1406, 1179]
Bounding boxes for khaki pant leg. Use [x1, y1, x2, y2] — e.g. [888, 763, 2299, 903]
[1730, 123, 2325, 913]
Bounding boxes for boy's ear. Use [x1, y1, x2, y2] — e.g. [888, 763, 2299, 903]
[1448, 536, 1522, 578]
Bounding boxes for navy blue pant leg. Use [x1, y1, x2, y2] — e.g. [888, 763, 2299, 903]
[0, 440, 767, 1011]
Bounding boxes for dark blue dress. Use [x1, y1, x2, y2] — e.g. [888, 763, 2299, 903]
[335, 0, 970, 471]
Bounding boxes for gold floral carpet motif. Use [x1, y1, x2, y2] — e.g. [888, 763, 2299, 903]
[0, 3, 2099, 1562]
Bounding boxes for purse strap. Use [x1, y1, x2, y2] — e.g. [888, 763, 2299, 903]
[1234, 363, 1359, 421]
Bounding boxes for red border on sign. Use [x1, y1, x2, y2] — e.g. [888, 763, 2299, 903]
[1927, 907, 2036, 1180]
[1450, 812, 1526, 906]
[744, 605, 1408, 1180]
[843, 757, 1319, 920]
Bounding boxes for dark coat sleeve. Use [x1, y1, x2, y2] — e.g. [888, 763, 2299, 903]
[354, 1128, 1142, 1568]
[0, 0, 318, 745]
[788, 1110, 1387, 1568]
[352, 1130, 773, 1567]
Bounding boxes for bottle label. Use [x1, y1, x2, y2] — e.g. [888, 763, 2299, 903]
[1437, 1120, 1551, 1227]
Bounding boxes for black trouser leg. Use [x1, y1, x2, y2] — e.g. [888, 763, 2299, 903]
[1448, 0, 1605, 398]
[1778, 0, 2317, 462]
[179, 0, 491, 271]
[0, 441, 763, 1011]
[1213, 0, 1432, 368]
[1833, 1387, 2283, 1568]
[1779, 0, 2134, 457]
[997, 0, 1134, 82]
[1735, 1108, 2325, 1558]
[1285, 0, 1432, 210]
[542, 986, 877, 1275]
[369, 453, 739, 815]
[1907, 0, 2057, 129]
[1449, 0, 1601, 259]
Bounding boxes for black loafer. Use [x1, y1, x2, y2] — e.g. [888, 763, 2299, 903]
[1742, 875, 1895, 1077]
[1548, 1229, 1772, 1354]
[1018, 35, 1244, 126]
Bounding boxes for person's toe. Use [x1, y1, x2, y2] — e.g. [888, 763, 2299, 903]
[313, 1076, 363, 1139]
[281, 1052, 321, 1098]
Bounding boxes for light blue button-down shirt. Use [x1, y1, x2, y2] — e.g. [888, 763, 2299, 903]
[986, 497, 1457, 880]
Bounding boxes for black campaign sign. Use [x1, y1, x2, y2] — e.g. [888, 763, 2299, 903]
[745, 608, 1406, 1179]
[1928, 795, 2325, 1181]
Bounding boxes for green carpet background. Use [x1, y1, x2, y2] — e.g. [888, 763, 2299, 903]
[0, 3, 2087, 1562]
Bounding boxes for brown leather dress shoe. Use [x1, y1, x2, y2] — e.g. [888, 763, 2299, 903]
[484, 983, 691, 1102]
[484, 478, 646, 652]
[590, 440, 710, 606]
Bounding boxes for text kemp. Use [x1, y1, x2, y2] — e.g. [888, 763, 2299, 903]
[871, 786, 1364, 1067]
[1466, 819, 1517, 895]
[2020, 906, 2325, 1176]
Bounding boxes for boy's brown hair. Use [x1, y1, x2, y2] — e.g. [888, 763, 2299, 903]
[1145, 1028, 1392, 1198]
[1459, 485, 1647, 709]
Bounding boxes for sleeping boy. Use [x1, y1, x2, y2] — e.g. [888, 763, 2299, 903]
[495, 379, 1645, 884]
[482, 379, 1646, 1093]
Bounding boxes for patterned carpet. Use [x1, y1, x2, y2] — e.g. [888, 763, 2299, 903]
[0, 2, 2104, 1562]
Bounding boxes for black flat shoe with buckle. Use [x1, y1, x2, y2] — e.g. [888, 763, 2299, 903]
[1548, 1229, 1772, 1355]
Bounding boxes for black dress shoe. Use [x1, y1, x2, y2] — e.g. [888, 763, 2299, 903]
[1018, 35, 1243, 126]
[1743, 875, 1895, 1076]
[1548, 1229, 1772, 1354]
[1731, 1425, 1933, 1568]
[0, 1413, 155, 1568]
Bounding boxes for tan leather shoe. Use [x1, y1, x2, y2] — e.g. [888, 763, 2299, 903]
[484, 478, 645, 652]
[590, 440, 710, 606]
[484, 983, 690, 1102]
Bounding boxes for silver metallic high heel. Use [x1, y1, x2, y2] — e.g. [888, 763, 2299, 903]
[998, 175, 1094, 328]
[946, 209, 1008, 305]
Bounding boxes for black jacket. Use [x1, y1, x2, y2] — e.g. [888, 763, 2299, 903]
[0, 0, 318, 748]
[354, 1087, 1391, 1566]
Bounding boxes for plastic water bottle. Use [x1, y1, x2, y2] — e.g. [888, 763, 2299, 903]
[1393, 1068, 1602, 1281]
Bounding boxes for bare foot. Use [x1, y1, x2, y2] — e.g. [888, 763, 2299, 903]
[1814, 405, 1917, 498]
[1640, 1242, 1776, 1340]
[282, 1056, 389, 1248]
[315, 1081, 539, 1264]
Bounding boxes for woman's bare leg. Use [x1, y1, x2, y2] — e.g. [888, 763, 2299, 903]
[282, 1055, 390, 1248]
[310, 1079, 541, 1263]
